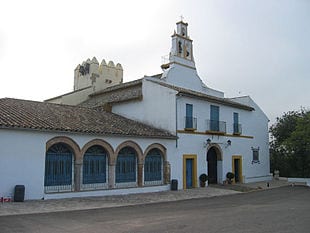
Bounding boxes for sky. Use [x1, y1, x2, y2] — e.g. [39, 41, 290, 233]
[0, 0, 309, 125]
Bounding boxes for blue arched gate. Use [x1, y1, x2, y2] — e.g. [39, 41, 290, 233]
[83, 145, 107, 184]
[116, 147, 137, 183]
[44, 143, 73, 189]
[144, 148, 163, 183]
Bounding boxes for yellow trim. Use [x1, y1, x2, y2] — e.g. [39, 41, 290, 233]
[177, 130, 254, 139]
[183, 154, 197, 189]
[205, 130, 225, 135]
[232, 155, 243, 183]
[184, 128, 196, 132]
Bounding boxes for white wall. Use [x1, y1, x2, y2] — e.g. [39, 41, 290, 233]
[112, 79, 178, 133]
[176, 95, 271, 184]
[230, 96, 270, 181]
[174, 132, 271, 187]
[112, 82, 270, 187]
[162, 63, 224, 98]
[0, 130, 47, 200]
[0, 129, 175, 200]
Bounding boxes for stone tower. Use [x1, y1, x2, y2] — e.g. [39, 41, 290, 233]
[74, 57, 123, 92]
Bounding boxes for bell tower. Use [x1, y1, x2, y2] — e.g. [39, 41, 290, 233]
[168, 20, 195, 69]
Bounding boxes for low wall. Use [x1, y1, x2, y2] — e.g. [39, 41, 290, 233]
[288, 178, 310, 186]
[244, 174, 273, 183]
[44, 185, 170, 200]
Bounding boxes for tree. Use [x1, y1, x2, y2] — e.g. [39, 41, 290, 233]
[270, 109, 310, 177]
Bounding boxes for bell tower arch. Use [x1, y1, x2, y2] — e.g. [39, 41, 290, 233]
[169, 20, 195, 68]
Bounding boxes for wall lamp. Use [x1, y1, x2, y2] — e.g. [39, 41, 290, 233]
[225, 139, 232, 148]
[203, 138, 212, 148]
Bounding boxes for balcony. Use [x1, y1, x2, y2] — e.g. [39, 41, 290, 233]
[233, 123, 242, 135]
[184, 116, 197, 131]
[205, 120, 226, 134]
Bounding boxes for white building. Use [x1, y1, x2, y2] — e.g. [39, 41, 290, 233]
[0, 21, 271, 200]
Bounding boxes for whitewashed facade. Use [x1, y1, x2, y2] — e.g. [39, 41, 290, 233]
[0, 128, 174, 200]
[110, 21, 271, 188]
[0, 21, 271, 200]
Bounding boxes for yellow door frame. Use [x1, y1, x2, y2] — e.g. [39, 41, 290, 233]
[232, 155, 243, 183]
[183, 154, 197, 189]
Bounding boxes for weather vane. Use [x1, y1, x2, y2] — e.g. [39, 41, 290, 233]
[180, 15, 184, 22]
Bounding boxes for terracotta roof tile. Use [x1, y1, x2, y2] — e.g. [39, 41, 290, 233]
[0, 98, 176, 139]
[81, 79, 143, 107]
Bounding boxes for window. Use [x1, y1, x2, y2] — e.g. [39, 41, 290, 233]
[83, 146, 107, 184]
[251, 147, 260, 164]
[45, 143, 73, 187]
[181, 27, 186, 36]
[185, 103, 194, 129]
[233, 112, 241, 134]
[178, 40, 183, 54]
[210, 105, 219, 131]
[144, 149, 163, 183]
[116, 147, 137, 183]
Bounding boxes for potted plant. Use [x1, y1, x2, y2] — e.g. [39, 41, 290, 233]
[226, 172, 235, 184]
[199, 173, 208, 187]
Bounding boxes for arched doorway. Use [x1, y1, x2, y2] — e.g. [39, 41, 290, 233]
[144, 148, 163, 185]
[83, 145, 108, 185]
[207, 147, 218, 184]
[44, 143, 74, 192]
[115, 147, 137, 186]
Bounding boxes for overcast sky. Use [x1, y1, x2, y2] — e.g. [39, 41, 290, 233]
[0, 0, 309, 124]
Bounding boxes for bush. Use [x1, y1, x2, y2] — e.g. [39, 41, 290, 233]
[226, 172, 235, 184]
[199, 174, 208, 182]
[226, 172, 235, 179]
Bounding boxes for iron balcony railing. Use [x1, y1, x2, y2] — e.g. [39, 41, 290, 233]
[205, 120, 226, 133]
[184, 116, 197, 130]
[233, 123, 242, 135]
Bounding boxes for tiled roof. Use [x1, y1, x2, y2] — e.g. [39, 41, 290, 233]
[0, 98, 176, 139]
[147, 79, 255, 111]
[80, 79, 143, 107]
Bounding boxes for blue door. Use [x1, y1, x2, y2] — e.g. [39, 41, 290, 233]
[186, 104, 193, 128]
[83, 146, 107, 184]
[186, 159, 193, 188]
[116, 147, 137, 183]
[210, 105, 219, 131]
[45, 143, 72, 187]
[145, 149, 162, 182]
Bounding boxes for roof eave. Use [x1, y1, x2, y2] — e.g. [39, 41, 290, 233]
[89, 79, 143, 97]
[177, 92, 254, 111]
[0, 125, 177, 140]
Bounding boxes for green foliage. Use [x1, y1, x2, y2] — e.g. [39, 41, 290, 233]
[226, 172, 235, 184]
[199, 173, 208, 182]
[270, 109, 310, 177]
[226, 172, 235, 179]
[270, 111, 301, 144]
